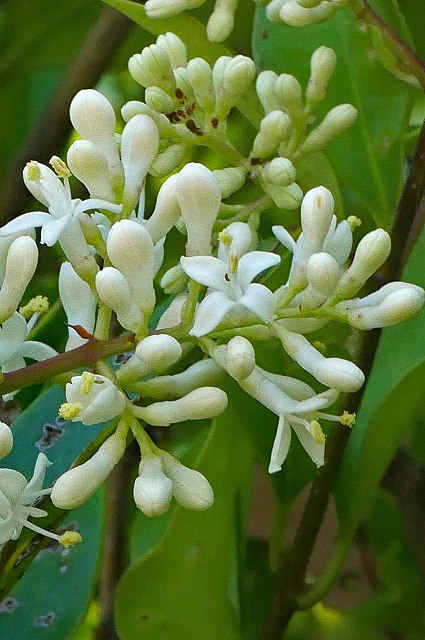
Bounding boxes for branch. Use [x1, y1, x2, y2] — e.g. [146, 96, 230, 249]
[0, 4, 136, 223]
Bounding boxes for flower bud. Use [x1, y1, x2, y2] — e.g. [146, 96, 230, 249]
[207, 0, 238, 42]
[262, 181, 303, 210]
[135, 334, 182, 371]
[0, 236, 38, 323]
[121, 101, 175, 136]
[306, 252, 340, 296]
[51, 432, 126, 509]
[120, 115, 159, 212]
[213, 167, 246, 199]
[67, 140, 115, 201]
[300, 186, 334, 255]
[160, 455, 214, 510]
[275, 74, 304, 125]
[252, 111, 291, 158]
[160, 263, 189, 294]
[95, 267, 143, 332]
[226, 336, 256, 380]
[107, 220, 156, 315]
[144, 0, 205, 18]
[186, 57, 216, 115]
[297, 104, 358, 156]
[262, 157, 297, 187]
[333, 229, 391, 300]
[145, 86, 176, 114]
[173, 67, 196, 103]
[256, 71, 280, 114]
[176, 163, 221, 256]
[0, 422, 13, 458]
[279, 0, 336, 26]
[59, 262, 96, 350]
[277, 327, 364, 392]
[69, 89, 122, 185]
[156, 32, 187, 69]
[145, 174, 181, 244]
[137, 387, 228, 426]
[306, 46, 337, 107]
[60, 373, 126, 425]
[213, 55, 256, 119]
[150, 144, 186, 178]
[322, 219, 353, 266]
[133, 457, 173, 516]
[128, 45, 175, 93]
[136, 359, 223, 399]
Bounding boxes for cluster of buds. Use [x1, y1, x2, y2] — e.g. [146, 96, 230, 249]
[0, 30, 422, 550]
[266, 0, 352, 26]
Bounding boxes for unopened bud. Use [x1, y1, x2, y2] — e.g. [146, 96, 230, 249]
[96, 267, 143, 332]
[121, 101, 175, 137]
[213, 166, 246, 199]
[322, 219, 353, 266]
[262, 181, 303, 210]
[279, 0, 336, 26]
[150, 144, 186, 178]
[121, 114, 159, 211]
[67, 140, 115, 201]
[51, 431, 126, 509]
[133, 457, 173, 516]
[300, 186, 334, 255]
[107, 220, 156, 315]
[145, 86, 176, 114]
[344, 284, 424, 329]
[306, 252, 340, 296]
[306, 46, 337, 107]
[0, 236, 38, 323]
[207, 0, 238, 42]
[145, 174, 181, 244]
[186, 57, 216, 115]
[136, 359, 223, 399]
[136, 386, 228, 426]
[262, 157, 297, 187]
[156, 32, 187, 68]
[128, 45, 175, 93]
[160, 454, 214, 510]
[297, 104, 358, 156]
[176, 163, 221, 256]
[144, 0, 205, 18]
[135, 334, 182, 371]
[213, 55, 256, 119]
[0, 422, 13, 458]
[226, 336, 256, 380]
[160, 263, 189, 294]
[275, 74, 304, 125]
[252, 111, 291, 158]
[256, 71, 280, 114]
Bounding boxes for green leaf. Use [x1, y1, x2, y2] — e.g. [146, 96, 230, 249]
[102, 0, 262, 127]
[0, 492, 103, 640]
[253, 4, 414, 229]
[115, 386, 254, 640]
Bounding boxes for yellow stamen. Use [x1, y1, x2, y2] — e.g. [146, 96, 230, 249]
[312, 340, 326, 354]
[340, 410, 356, 428]
[59, 531, 83, 548]
[80, 371, 96, 395]
[19, 295, 49, 319]
[218, 230, 232, 246]
[50, 155, 71, 178]
[311, 420, 326, 445]
[347, 215, 361, 231]
[26, 161, 41, 181]
[229, 254, 239, 274]
[59, 402, 83, 420]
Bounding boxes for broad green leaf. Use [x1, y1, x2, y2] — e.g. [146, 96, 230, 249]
[102, 0, 262, 127]
[115, 386, 254, 640]
[0, 492, 103, 640]
[397, 0, 425, 60]
[253, 4, 414, 229]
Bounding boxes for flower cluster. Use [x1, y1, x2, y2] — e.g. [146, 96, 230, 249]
[0, 31, 422, 548]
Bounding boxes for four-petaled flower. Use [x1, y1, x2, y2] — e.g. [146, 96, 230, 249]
[180, 250, 280, 336]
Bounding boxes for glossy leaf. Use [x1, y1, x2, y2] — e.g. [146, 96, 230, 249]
[253, 4, 414, 229]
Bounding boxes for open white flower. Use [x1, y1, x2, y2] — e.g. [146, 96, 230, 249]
[0, 453, 81, 547]
[59, 372, 126, 425]
[0, 162, 121, 248]
[0, 312, 57, 375]
[181, 249, 280, 336]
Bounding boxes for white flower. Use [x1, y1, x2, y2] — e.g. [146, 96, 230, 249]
[59, 372, 126, 425]
[0, 162, 121, 248]
[0, 453, 81, 547]
[180, 249, 280, 336]
[0, 312, 57, 376]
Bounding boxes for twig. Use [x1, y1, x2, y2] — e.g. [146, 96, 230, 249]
[0, 4, 136, 223]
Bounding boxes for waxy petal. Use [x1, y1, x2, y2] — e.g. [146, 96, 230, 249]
[0, 212, 51, 237]
[40, 216, 70, 246]
[19, 341, 57, 362]
[237, 251, 280, 290]
[239, 283, 277, 322]
[190, 291, 234, 337]
[291, 422, 325, 467]
[180, 255, 229, 293]
[268, 416, 291, 473]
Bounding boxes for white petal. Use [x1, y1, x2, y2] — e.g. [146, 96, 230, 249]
[0, 512, 18, 545]
[0, 212, 51, 237]
[272, 225, 296, 253]
[19, 341, 57, 362]
[268, 416, 291, 473]
[289, 388, 339, 415]
[0, 469, 27, 503]
[76, 198, 122, 216]
[40, 216, 69, 246]
[0, 313, 27, 365]
[237, 251, 280, 289]
[23, 453, 52, 498]
[291, 422, 325, 467]
[190, 291, 234, 337]
[239, 283, 277, 322]
[1, 356, 26, 374]
[180, 256, 229, 293]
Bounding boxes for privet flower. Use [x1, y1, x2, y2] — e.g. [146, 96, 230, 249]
[59, 372, 126, 425]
